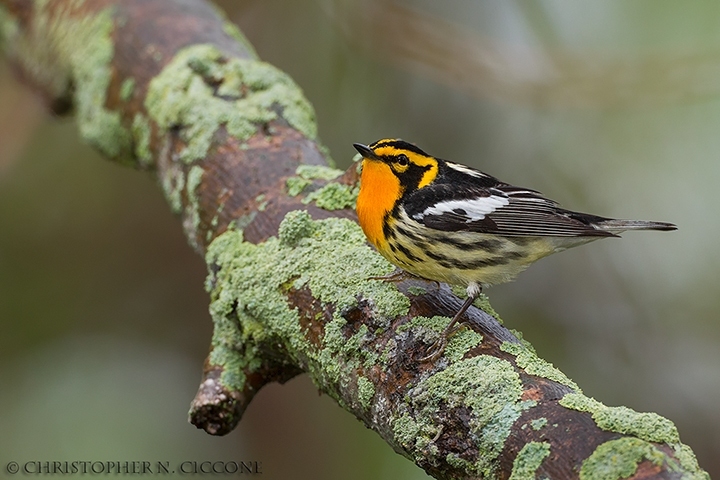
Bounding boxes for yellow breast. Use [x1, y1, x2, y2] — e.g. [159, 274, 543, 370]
[356, 159, 403, 250]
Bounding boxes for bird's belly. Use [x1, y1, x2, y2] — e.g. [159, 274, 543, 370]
[379, 226, 562, 287]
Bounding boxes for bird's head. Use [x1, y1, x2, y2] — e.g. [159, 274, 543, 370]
[353, 139, 439, 194]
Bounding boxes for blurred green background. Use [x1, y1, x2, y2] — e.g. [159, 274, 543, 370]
[1, 0, 719, 478]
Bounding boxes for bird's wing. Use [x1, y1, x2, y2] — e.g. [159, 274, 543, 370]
[404, 183, 615, 238]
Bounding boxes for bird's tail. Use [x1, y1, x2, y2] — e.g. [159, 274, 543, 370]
[595, 219, 677, 233]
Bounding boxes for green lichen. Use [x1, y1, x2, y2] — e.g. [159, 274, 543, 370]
[232, 211, 257, 233]
[131, 113, 152, 168]
[302, 182, 359, 210]
[162, 166, 185, 214]
[286, 164, 355, 210]
[19, 5, 132, 162]
[277, 210, 317, 247]
[286, 176, 312, 196]
[396, 315, 447, 336]
[406, 286, 427, 296]
[313, 313, 382, 398]
[393, 355, 524, 478]
[579, 437, 666, 480]
[295, 225, 408, 320]
[557, 389, 707, 476]
[394, 315, 482, 362]
[211, 193, 228, 233]
[146, 44, 317, 164]
[378, 338, 396, 366]
[255, 194, 268, 211]
[207, 314, 250, 393]
[444, 327, 483, 362]
[529, 417, 547, 431]
[316, 316, 351, 386]
[296, 164, 343, 181]
[673, 444, 710, 480]
[475, 293, 502, 322]
[356, 375, 375, 409]
[67, 10, 131, 161]
[508, 329, 535, 352]
[446, 453, 473, 471]
[509, 441, 551, 480]
[204, 214, 408, 397]
[120, 77, 135, 102]
[393, 413, 421, 450]
[186, 165, 205, 249]
[559, 393, 679, 444]
[501, 341, 580, 391]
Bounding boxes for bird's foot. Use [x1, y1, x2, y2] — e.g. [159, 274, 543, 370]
[419, 290, 477, 362]
[419, 322, 467, 361]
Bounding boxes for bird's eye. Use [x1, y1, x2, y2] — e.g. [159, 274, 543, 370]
[397, 154, 409, 166]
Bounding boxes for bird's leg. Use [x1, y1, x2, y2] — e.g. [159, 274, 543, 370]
[420, 283, 481, 362]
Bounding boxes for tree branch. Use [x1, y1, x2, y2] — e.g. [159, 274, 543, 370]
[0, 1, 708, 478]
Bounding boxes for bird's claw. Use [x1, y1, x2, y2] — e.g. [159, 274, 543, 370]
[419, 336, 448, 362]
[418, 323, 466, 362]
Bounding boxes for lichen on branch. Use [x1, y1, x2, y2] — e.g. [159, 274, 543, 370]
[146, 44, 318, 164]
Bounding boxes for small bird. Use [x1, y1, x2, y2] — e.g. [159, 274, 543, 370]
[353, 139, 676, 359]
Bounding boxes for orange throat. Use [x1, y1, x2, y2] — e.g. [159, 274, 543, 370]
[356, 159, 402, 250]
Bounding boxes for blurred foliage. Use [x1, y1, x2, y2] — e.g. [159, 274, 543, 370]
[1, 0, 719, 478]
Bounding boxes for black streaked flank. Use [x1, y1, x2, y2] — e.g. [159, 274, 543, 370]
[382, 219, 395, 240]
[427, 232, 504, 252]
[395, 224, 422, 242]
[395, 242, 421, 263]
[460, 256, 511, 269]
[438, 260, 458, 269]
[425, 250, 450, 262]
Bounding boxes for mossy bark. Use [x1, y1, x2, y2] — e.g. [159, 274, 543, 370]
[0, 1, 708, 479]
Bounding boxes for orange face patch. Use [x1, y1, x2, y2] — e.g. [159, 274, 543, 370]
[356, 159, 402, 249]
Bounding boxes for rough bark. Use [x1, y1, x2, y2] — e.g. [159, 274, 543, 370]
[0, 1, 709, 479]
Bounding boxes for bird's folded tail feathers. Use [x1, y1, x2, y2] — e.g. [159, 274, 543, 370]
[595, 219, 677, 233]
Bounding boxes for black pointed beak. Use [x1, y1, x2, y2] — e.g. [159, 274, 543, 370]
[353, 143, 380, 160]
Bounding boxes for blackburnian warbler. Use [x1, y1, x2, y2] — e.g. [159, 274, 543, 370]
[353, 139, 676, 359]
